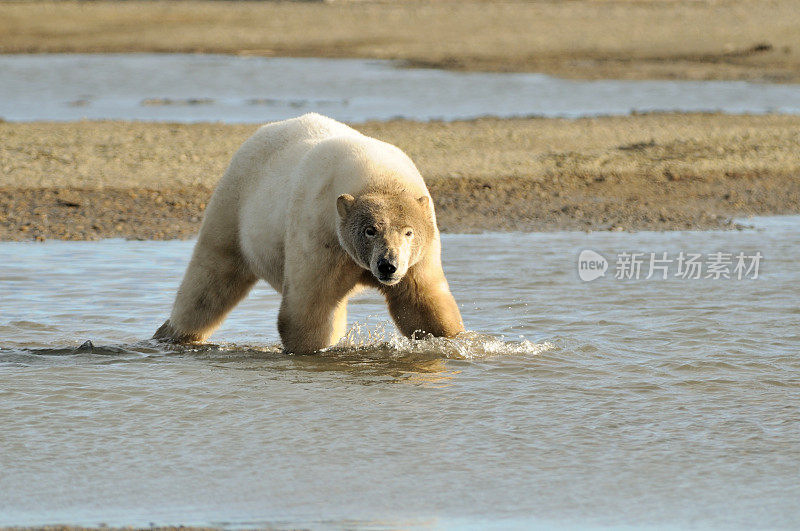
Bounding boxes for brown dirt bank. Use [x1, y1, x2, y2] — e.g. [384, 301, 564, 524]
[1, 114, 799, 240]
[2, 0, 800, 83]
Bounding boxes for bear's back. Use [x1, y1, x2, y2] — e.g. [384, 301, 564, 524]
[254, 112, 360, 152]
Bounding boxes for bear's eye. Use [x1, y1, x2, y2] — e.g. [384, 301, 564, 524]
[405, 229, 414, 238]
[364, 227, 377, 237]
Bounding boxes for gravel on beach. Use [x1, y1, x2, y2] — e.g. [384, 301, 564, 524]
[2, 114, 799, 240]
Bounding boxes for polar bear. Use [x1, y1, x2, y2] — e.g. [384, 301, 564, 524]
[154, 113, 464, 353]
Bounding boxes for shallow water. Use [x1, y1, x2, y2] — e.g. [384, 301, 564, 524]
[3, 54, 800, 122]
[1, 217, 799, 528]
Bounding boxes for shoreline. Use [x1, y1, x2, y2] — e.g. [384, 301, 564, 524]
[2, 114, 799, 241]
[1, 1, 799, 83]
[0, 183, 764, 242]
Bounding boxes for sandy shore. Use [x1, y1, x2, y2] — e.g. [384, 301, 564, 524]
[1, 114, 798, 240]
[1, 0, 799, 82]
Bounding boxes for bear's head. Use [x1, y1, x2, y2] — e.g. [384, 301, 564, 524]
[336, 190, 434, 285]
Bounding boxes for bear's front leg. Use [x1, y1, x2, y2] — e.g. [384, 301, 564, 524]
[381, 266, 464, 339]
[277, 255, 358, 354]
[277, 294, 349, 355]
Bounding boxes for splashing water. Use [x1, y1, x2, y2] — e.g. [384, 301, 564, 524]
[332, 317, 553, 360]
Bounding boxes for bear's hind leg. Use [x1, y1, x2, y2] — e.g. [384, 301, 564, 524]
[154, 245, 257, 343]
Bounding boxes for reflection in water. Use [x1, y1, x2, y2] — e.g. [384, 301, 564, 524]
[1, 220, 799, 528]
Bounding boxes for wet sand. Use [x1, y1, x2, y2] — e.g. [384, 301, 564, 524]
[1, 0, 800, 83]
[1, 114, 799, 240]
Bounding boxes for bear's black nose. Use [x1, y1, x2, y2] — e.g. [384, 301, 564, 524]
[377, 258, 397, 277]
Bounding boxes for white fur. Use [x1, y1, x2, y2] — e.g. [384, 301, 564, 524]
[234, 113, 432, 287]
[157, 113, 454, 351]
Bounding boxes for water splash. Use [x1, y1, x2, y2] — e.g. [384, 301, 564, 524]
[333, 318, 553, 360]
[1, 317, 551, 367]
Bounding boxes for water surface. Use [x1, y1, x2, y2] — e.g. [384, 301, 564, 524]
[2, 54, 800, 122]
[1, 219, 799, 528]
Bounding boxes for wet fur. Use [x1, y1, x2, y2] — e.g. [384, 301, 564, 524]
[154, 113, 463, 353]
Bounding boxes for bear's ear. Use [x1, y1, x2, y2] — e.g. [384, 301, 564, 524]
[417, 196, 430, 211]
[337, 194, 355, 220]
